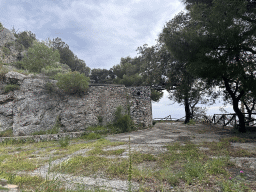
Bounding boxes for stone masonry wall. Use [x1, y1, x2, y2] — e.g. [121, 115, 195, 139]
[0, 72, 152, 136]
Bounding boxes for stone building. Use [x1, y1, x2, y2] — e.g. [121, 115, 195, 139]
[0, 71, 152, 136]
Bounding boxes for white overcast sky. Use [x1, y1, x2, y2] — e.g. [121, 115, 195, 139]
[0, 0, 185, 70]
[0, 0, 235, 118]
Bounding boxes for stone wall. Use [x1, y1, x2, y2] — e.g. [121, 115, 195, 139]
[0, 71, 152, 136]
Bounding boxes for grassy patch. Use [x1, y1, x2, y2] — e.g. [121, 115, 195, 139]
[202, 140, 256, 157]
[0, 129, 254, 191]
[81, 132, 102, 140]
[4, 84, 20, 93]
[87, 148, 125, 156]
[0, 129, 13, 137]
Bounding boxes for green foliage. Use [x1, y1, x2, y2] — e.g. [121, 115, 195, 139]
[0, 129, 13, 137]
[0, 22, 3, 30]
[41, 62, 71, 78]
[20, 41, 60, 73]
[220, 175, 250, 192]
[113, 106, 134, 133]
[151, 89, 163, 102]
[82, 132, 102, 140]
[14, 43, 25, 52]
[47, 37, 90, 76]
[187, 119, 196, 125]
[90, 68, 113, 84]
[16, 31, 36, 49]
[5, 42, 14, 48]
[4, 84, 20, 93]
[2, 47, 10, 56]
[0, 63, 8, 80]
[111, 56, 145, 87]
[44, 82, 56, 94]
[55, 71, 89, 95]
[97, 116, 103, 125]
[58, 136, 69, 148]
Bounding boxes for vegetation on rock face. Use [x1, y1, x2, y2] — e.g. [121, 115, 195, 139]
[54, 71, 89, 95]
[42, 37, 91, 77]
[0, 22, 3, 30]
[19, 41, 60, 73]
[4, 84, 20, 93]
[2, 47, 10, 56]
[41, 62, 71, 78]
[14, 31, 36, 49]
[0, 62, 8, 80]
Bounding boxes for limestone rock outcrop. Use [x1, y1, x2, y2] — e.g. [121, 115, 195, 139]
[0, 28, 16, 47]
[0, 71, 152, 136]
[0, 28, 28, 64]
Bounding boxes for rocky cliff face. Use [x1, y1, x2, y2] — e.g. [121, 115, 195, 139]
[0, 28, 27, 64]
[0, 71, 152, 136]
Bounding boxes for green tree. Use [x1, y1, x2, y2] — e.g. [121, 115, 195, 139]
[21, 41, 60, 73]
[137, 42, 208, 123]
[16, 31, 36, 49]
[90, 68, 113, 84]
[162, 0, 256, 132]
[49, 37, 90, 76]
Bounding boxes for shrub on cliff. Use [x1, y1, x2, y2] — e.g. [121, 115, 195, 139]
[20, 41, 60, 73]
[0, 62, 8, 80]
[4, 84, 20, 93]
[16, 31, 36, 49]
[55, 71, 89, 95]
[0, 22, 3, 31]
[41, 62, 71, 78]
[2, 47, 10, 56]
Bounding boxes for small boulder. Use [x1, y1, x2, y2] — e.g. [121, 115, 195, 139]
[5, 71, 26, 85]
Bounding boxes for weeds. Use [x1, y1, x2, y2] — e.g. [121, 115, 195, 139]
[4, 84, 20, 93]
[0, 129, 13, 137]
[58, 136, 70, 148]
[0, 122, 254, 191]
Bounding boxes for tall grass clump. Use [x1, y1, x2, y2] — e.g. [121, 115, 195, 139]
[113, 106, 134, 133]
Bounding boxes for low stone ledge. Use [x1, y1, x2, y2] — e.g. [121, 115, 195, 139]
[0, 129, 112, 143]
[0, 131, 85, 143]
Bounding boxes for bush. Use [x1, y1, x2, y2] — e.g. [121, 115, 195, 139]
[14, 43, 25, 52]
[187, 119, 196, 125]
[113, 106, 134, 133]
[0, 128, 13, 137]
[4, 84, 20, 93]
[41, 62, 71, 77]
[59, 136, 69, 148]
[0, 63, 8, 80]
[82, 132, 102, 140]
[0, 22, 3, 30]
[44, 82, 56, 94]
[2, 47, 10, 56]
[55, 71, 89, 95]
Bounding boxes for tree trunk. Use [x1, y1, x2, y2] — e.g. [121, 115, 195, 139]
[184, 97, 191, 124]
[223, 77, 246, 133]
[232, 98, 246, 133]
